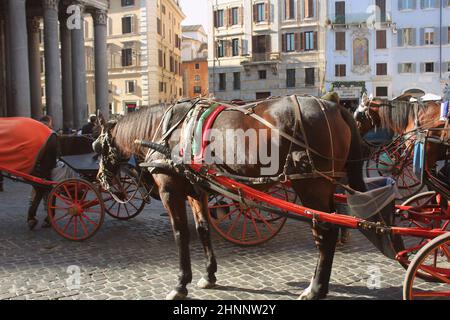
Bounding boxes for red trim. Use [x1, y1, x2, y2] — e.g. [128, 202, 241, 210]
[0, 165, 55, 186]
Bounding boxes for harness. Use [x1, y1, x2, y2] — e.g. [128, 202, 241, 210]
[144, 95, 347, 186]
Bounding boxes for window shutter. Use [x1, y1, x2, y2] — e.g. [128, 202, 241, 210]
[397, 28, 403, 46]
[265, 1, 270, 22]
[433, 0, 439, 8]
[304, 0, 310, 18]
[226, 40, 231, 57]
[412, 63, 417, 73]
[420, 28, 425, 45]
[282, 34, 287, 52]
[253, 4, 257, 22]
[239, 6, 243, 25]
[241, 39, 248, 55]
[411, 28, 417, 45]
[213, 10, 218, 27]
[420, 0, 425, 9]
[285, 0, 289, 19]
[412, 0, 417, 8]
[398, 63, 403, 73]
[420, 62, 425, 73]
[300, 32, 305, 51]
[313, 31, 318, 50]
[398, 0, 404, 10]
[434, 27, 440, 44]
[265, 34, 271, 52]
[442, 27, 449, 45]
[295, 33, 301, 51]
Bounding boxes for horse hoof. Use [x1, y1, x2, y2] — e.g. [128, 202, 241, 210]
[166, 290, 187, 300]
[28, 219, 38, 230]
[42, 220, 52, 229]
[197, 277, 216, 289]
[298, 288, 327, 300]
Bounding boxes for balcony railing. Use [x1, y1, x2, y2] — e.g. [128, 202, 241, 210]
[330, 12, 390, 26]
[242, 52, 281, 64]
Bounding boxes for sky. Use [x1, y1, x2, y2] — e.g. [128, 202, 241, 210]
[179, 0, 209, 29]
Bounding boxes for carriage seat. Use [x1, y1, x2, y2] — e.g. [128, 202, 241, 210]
[59, 153, 100, 173]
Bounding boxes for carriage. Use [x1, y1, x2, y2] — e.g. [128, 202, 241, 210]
[128, 98, 450, 300]
[0, 117, 147, 241]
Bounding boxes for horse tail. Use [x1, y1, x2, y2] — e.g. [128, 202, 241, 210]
[339, 107, 367, 193]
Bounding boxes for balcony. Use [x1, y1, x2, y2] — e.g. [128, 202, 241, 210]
[329, 12, 391, 28]
[241, 52, 281, 65]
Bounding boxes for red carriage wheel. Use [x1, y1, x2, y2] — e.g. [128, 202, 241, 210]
[102, 166, 146, 220]
[403, 232, 450, 300]
[47, 179, 105, 241]
[207, 184, 292, 246]
[396, 191, 450, 281]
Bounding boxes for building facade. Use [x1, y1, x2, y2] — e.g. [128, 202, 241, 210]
[325, 0, 450, 105]
[207, 0, 327, 101]
[325, 0, 395, 107]
[391, 0, 450, 98]
[181, 25, 209, 98]
[77, 0, 184, 115]
[0, 0, 110, 130]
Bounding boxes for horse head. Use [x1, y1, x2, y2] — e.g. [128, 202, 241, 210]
[354, 94, 382, 137]
[93, 119, 121, 190]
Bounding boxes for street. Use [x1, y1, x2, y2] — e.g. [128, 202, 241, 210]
[0, 178, 419, 300]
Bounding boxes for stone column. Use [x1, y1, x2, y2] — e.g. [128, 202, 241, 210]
[43, 0, 63, 130]
[93, 9, 109, 120]
[7, 0, 31, 117]
[71, 3, 88, 130]
[60, 10, 74, 130]
[27, 17, 43, 119]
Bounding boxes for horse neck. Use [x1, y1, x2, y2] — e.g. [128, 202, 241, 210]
[111, 107, 166, 158]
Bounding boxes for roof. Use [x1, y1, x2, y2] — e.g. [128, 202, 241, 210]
[182, 25, 203, 32]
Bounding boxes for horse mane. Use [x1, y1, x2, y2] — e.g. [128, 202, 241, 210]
[112, 105, 167, 158]
[377, 100, 427, 134]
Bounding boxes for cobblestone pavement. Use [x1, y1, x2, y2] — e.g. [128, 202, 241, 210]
[0, 179, 430, 300]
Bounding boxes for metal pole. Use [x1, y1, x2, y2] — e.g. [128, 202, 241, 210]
[440, 0, 443, 80]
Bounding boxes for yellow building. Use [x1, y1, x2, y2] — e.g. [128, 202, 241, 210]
[85, 0, 185, 114]
[38, 0, 184, 116]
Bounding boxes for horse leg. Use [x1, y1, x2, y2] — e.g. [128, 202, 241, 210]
[27, 187, 44, 230]
[155, 177, 192, 300]
[187, 193, 217, 289]
[292, 179, 338, 300]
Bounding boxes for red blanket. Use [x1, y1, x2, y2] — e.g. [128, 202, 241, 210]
[0, 117, 53, 174]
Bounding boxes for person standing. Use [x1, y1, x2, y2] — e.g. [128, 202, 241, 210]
[81, 114, 97, 135]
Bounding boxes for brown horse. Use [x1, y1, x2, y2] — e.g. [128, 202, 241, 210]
[93, 96, 369, 300]
[354, 94, 445, 170]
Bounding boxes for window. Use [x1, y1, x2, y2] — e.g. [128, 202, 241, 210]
[305, 68, 315, 86]
[400, 28, 416, 46]
[335, 1, 345, 24]
[161, 5, 166, 14]
[421, 0, 437, 9]
[286, 69, 296, 88]
[159, 82, 164, 92]
[40, 56, 45, 74]
[169, 56, 174, 72]
[304, 31, 316, 51]
[286, 33, 295, 52]
[259, 70, 267, 79]
[194, 75, 200, 81]
[424, 62, 434, 72]
[125, 80, 136, 94]
[252, 35, 271, 54]
[285, 0, 295, 19]
[256, 3, 266, 22]
[217, 40, 225, 58]
[195, 63, 200, 69]
[122, 16, 133, 34]
[233, 72, 241, 90]
[218, 73, 226, 91]
[376, 63, 388, 75]
[399, 0, 416, 10]
[215, 10, 224, 27]
[335, 32, 346, 51]
[376, 0, 386, 22]
[399, 63, 414, 73]
[376, 87, 388, 97]
[447, 62, 450, 72]
[231, 7, 239, 25]
[158, 50, 163, 67]
[121, 48, 133, 67]
[232, 38, 240, 56]
[193, 86, 202, 94]
[304, 0, 314, 18]
[335, 64, 346, 77]
[376, 30, 387, 49]
[424, 28, 434, 45]
[121, 0, 134, 7]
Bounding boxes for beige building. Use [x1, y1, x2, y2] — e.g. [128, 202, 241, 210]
[208, 0, 327, 101]
[38, 0, 185, 116]
[85, 0, 185, 114]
